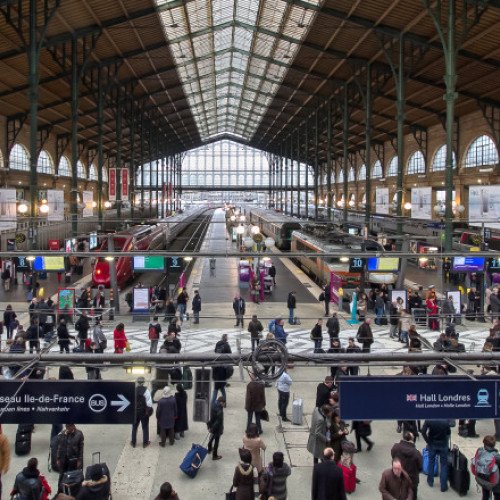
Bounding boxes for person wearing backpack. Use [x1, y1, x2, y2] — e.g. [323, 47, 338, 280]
[472, 434, 500, 499]
[131, 377, 153, 448]
[148, 317, 162, 354]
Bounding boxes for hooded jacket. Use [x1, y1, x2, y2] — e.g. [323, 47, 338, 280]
[12, 467, 43, 500]
[391, 439, 423, 487]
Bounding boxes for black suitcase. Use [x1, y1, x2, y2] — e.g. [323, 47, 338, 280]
[85, 452, 111, 498]
[61, 468, 84, 497]
[18, 423, 34, 433]
[15, 434, 31, 456]
[447, 445, 470, 496]
[380, 316, 388, 326]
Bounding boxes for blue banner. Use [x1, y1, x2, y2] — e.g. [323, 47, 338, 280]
[339, 376, 500, 420]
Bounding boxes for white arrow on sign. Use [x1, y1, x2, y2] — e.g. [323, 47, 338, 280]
[111, 394, 131, 412]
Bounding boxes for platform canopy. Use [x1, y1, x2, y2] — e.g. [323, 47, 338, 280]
[0, 0, 500, 162]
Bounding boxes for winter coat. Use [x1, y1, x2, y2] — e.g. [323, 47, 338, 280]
[113, 328, 128, 352]
[379, 467, 414, 500]
[212, 365, 228, 390]
[192, 294, 202, 312]
[312, 460, 347, 500]
[330, 420, 347, 462]
[307, 407, 330, 459]
[76, 476, 110, 500]
[93, 325, 107, 351]
[3, 310, 16, 328]
[174, 390, 188, 433]
[245, 380, 266, 413]
[57, 323, 71, 341]
[215, 340, 232, 354]
[375, 295, 386, 310]
[0, 433, 9, 474]
[243, 435, 266, 472]
[156, 395, 178, 429]
[56, 428, 84, 472]
[357, 298, 367, 315]
[286, 293, 296, 309]
[315, 383, 332, 408]
[12, 467, 43, 500]
[265, 463, 291, 500]
[491, 293, 500, 314]
[421, 420, 451, 447]
[389, 304, 400, 326]
[311, 324, 322, 341]
[208, 399, 224, 436]
[233, 297, 246, 315]
[35, 301, 49, 324]
[232, 462, 255, 500]
[274, 324, 287, 344]
[391, 439, 423, 488]
[75, 315, 90, 337]
[356, 323, 373, 347]
[326, 317, 339, 337]
[248, 319, 264, 339]
[400, 313, 411, 333]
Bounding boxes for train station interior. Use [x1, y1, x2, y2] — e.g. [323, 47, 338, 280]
[0, 0, 499, 499]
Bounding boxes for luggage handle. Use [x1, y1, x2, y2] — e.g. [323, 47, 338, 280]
[191, 453, 202, 470]
[92, 451, 101, 464]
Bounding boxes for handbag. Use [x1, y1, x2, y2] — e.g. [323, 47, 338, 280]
[260, 409, 269, 422]
[125, 341, 131, 352]
[225, 485, 236, 500]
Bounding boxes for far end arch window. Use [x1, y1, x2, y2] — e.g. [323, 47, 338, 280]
[348, 167, 355, 182]
[388, 156, 398, 177]
[372, 160, 383, 179]
[9, 144, 29, 171]
[465, 134, 499, 168]
[58, 156, 71, 177]
[407, 151, 426, 175]
[37, 150, 54, 174]
[338, 170, 344, 184]
[89, 164, 98, 180]
[358, 164, 366, 180]
[432, 145, 456, 171]
[102, 167, 108, 183]
[76, 160, 86, 179]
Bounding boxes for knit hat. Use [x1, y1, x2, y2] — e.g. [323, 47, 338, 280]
[162, 386, 171, 398]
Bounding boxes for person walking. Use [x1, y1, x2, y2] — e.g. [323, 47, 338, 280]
[421, 419, 451, 491]
[11, 457, 48, 500]
[233, 294, 246, 328]
[276, 368, 292, 422]
[207, 396, 225, 460]
[113, 323, 128, 354]
[356, 318, 374, 353]
[262, 451, 291, 500]
[379, 458, 414, 500]
[307, 404, 334, 464]
[3, 304, 17, 340]
[176, 287, 189, 321]
[92, 290, 105, 322]
[57, 318, 72, 354]
[92, 320, 107, 353]
[245, 373, 266, 435]
[473, 435, 500, 500]
[131, 377, 153, 448]
[375, 291, 386, 325]
[274, 318, 288, 344]
[331, 411, 349, 461]
[324, 284, 332, 316]
[391, 431, 423, 499]
[156, 386, 178, 447]
[164, 297, 176, 323]
[311, 318, 323, 353]
[389, 300, 400, 339]
[84, 342, 102, 380]
[174, 383, 188, 440]
[191, 290, 201, 324]
[491, 288, 500, 322]
[243, 423, 266, 473]
[287, 291, 297, 325]
[232, 448, 256, 500]
[248, 314, 264, 352]
[148, 316, 162, 354]
[268, 263, 276, 285]
[315, 376, 335, 408]
[75, 310, 90, 342]
[56, 424, 84, 490]
[1, 265, 10, 291]
[326, 312, 340, 347]
[311, 447, 347, 500]
[26, 318, 42, 354]
[0, 424, 10, 499]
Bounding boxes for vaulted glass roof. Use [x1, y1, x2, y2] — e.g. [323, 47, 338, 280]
[155, 0, 322, 143]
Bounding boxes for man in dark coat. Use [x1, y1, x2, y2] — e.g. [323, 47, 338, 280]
[379, 458, 414, 500]
[75, 311, 90, 341]
[56, 424, 84, 489]
[323, 284, 332, 316]
[174, 384, 188, 440]
[315, 376, 334, 408]
[311, 447, 346, 500]
[156, 386, 178, 446]
[391, 431, 423, 499]
[245, 373, 266, 434]
[207, 396, 225, 460]
[248, 314, 264, 352]
[326, 312, 340, 347]
[11, 457, 43, 500]
[356, 318, 374, 353]
[421, 419, 451, 491]
[287, 291, 297, 324]
[191, 290, 202, 324]
[311, 318, 323, 352]
[233, 294, 246, 327]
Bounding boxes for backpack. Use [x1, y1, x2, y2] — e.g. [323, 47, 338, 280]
[148, 324, 159, 339]
[268, 320, 276, 334]
[471, 447, 500, 490]
[136, 385, 147, 417]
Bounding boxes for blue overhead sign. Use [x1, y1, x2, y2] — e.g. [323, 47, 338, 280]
[339, 376, 500, 420]
[0, 381, 135, 424]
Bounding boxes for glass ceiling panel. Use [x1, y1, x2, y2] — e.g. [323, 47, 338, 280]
[155, 0, 324, 142]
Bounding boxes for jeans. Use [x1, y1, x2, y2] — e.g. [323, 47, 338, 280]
[251, 338, 260, 352]
[179, 304, 187, 320]
[212, 386, 226, 404]
[483, 488, 500, 500]
[288, 308, 295, 324]
[193, 311, 199, 324]
[278, 390, 290, 419]
[427, 444, 448, 489]
[247, 411, 262, 433]
[150, 339, 159, 354]
[400, 330, 408, 344]
[314, 339, 322, 352]
[131, 415, 150, 445]
[375, 307, 383, 324]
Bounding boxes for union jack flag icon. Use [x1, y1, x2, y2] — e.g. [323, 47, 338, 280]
[406, 394, 417, 402]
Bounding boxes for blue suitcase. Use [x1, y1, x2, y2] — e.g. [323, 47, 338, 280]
[423, 446, 438, 476]
[180, 443, 208, 478]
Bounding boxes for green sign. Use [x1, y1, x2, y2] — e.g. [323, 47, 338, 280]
[133, 256, 165, 271]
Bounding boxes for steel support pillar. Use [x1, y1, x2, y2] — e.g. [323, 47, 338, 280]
[314, 109, 319, 220]
[70, 39, 79, 239]
[326, 98, 333, 223]
[97, 69, 104, 229]
[364, 65, 372, 231]
[342, 85, 349, 231]
[115, 90, 123, 227]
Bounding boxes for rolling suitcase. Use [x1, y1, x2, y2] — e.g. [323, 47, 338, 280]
[61, 468, 84, 497]
[15, 423, 33, 456]
[380, 316, 388, 326]
[292, 397, 303, 425]
[180, 442, 209, 478]
[447, 444, 470, 496]
[85, 452, 111, 498]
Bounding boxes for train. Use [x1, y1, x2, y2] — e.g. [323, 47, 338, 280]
[249, 208, 302, 250]
[291, 228, 398, 289]
[92, 209, 205, 288]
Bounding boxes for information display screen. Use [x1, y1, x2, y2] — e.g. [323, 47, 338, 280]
[133, 256, 165, 271]
[367, 257, 399, 272]
[452, 257, 485, 272]
[349, 257, 365, 273]
[487, 257, 500, 272]
[89, 232, 98, 250]
[34, 256, 66, 271]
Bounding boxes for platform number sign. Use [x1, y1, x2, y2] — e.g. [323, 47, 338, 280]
[349, 257, 365, 273]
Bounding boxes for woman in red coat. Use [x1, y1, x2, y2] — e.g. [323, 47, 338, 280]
[426, 293, 439, 331]
[113, 323, 128, 353]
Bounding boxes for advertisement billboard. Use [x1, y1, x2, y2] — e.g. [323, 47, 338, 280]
[452, 257, 485, 272]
